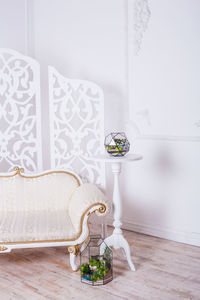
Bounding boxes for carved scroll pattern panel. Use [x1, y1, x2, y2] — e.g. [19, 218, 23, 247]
[0, 48, 42, 172]
[49, 66, 105, 186]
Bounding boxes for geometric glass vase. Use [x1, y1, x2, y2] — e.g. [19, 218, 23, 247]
[104, 132, 130, 157]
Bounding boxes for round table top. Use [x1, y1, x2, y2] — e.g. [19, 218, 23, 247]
[87, 153, 143, 163]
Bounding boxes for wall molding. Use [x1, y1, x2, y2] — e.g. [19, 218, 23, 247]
[135, 134, 200, 142]
[106, 216, 200, 247]
[127, 0, 151, 122]
[24, 0, 34, 56]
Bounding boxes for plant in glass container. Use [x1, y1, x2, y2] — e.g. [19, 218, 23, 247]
[104, 132, 130, 157]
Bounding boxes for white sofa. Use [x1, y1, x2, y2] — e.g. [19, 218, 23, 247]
[0, 166, 108, 271]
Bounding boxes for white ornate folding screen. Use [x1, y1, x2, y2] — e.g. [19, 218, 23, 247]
[48, 66, 105, 186]
[0, 49, 42, 172]
[0, 49, 104, 181]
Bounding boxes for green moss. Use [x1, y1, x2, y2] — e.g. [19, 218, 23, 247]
[81, 258, 110, 282]
[81, 263, 91, 275]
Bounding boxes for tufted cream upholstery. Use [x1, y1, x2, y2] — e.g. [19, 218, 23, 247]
[0, 170, 108, 244]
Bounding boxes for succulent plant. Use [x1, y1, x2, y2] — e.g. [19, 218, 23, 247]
[81, 263, 91, 276]
[81, 258, 109, 282]
[104, 132, 130, 157]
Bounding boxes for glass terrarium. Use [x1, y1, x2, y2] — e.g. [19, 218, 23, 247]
[104, 132, 130, 157]
[80, 235, 113, 286]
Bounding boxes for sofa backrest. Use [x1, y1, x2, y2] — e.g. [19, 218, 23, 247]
[0, 168, 80, 212]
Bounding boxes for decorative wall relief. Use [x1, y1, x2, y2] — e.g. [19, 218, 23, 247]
[127, 0, 151, 125]
[133, 0, 151, 55]
[0, 48, 42, 172]
[48, 66, 105, 186]
[129, 1, 200, 140]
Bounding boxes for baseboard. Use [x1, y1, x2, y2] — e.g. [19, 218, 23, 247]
[106, 217, 200, 247]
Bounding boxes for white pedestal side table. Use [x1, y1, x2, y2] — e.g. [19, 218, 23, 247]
[89, 153, 142, 271]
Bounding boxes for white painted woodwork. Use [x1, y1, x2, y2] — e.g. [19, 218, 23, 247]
[89, 154, 142, 271]
[0, 48, 42, 172]
[48, 66, 105, 186]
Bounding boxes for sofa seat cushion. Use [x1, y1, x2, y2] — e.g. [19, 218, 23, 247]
[0, 210, 77, 243]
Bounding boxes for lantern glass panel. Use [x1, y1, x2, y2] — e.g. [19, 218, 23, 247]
[80, 235, 113, 286]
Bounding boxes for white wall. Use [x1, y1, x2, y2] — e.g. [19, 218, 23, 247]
[126, 0, 200, 246]
[31, 0, 127, 171]
[0, 0, 27, 52]
[31, 0, 200, 246]
[1, 0, 200, 246]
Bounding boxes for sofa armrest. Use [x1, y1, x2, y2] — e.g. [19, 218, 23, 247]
[68, 183, 108, 232]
